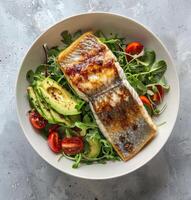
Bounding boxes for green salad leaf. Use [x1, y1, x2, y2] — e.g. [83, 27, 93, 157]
[74, 122, 98, 136]
[61, 30, 72, 46]
[139, 50, 156, 67]
[26, 70, 34, 84]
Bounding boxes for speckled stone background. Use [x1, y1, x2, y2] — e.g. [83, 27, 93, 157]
[0, 0, 190, 199]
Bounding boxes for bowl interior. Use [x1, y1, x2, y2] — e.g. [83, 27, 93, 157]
[16, 13, 179, 179]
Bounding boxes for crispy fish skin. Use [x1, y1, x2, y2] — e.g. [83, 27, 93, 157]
[58, 32, 125, 100]
[90, 80, 157, 161]
[58, 32, 157, 161]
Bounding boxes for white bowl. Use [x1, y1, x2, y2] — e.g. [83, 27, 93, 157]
[16, 12, 179, 180]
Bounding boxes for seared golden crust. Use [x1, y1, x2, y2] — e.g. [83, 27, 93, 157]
[58, 32, 121, 99]
[91, 83, 156, 161]
[64, 61, 120, 96]
[92, 84, 141, 131]
[58, 32, 93, 63]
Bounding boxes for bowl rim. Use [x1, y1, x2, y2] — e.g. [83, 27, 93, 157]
[16, 12, 180, 180]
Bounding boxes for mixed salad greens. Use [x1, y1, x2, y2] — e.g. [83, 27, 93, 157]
[26, 30, 169, 168]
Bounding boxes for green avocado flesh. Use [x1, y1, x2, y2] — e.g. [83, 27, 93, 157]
[86, 137, 101, 158]
[27, 86, 55, 123]
[38, 78, 80, 116]
[27, 86, 72, 125]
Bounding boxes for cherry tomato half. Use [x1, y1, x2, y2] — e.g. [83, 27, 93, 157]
[48, 132, 62, 153]
[140, 96, 151, 107]
[152, 85, 164, 103]
[62, 137, 84, 155]
[125, 42, 144, 61]
[140, 96, 152, 116]
[29, 111, 47, 130]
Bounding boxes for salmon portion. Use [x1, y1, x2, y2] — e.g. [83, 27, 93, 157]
[58, 32, 125, 100]
[90, 80, 157, 161]
[58, 32, 157, 161]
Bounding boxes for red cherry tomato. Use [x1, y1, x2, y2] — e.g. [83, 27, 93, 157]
[62, 137, 84, 155]
[29, 111, 47, 130]
[140, 96, 152, 116]
[125, 42, 144, 61]
[140, 95, 151, 108]
[48, 132, 62, 153]
[152, 85, 164, 103]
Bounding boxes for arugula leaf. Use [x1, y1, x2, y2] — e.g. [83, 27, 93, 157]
[72, 154, 82, 168]
[100, 139, 115, 156]
[84, 104, 91, 111]
[146, 81, 169, 96]
[73, 30, 82, 40]
[83, 114, 91, 123]
[149, 60, 167, 82]
[150, 60, 167, 73]
[61, 30, 72, 46]
[74, 122, 98, 136]
[35, 65, 47, 76]
[128, 76, 147, 95]
[99, 38, 120, 44]
[86, 129, 101, 140]
[26, 70, 34, 84]
[128, 62, 147, 74]
[47, 47, 60, 57]
[94, 30, 106, 38]
[75, 99, 85, 111]
[138, 50, 156, 67]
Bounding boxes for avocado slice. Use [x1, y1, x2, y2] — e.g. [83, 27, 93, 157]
[38, 78, 80, 116]
[35, 86, 72, 126]
[86, 136, 101, 158]
[49, 109, 72, 126]
[68, 114, 81, 123]
[27, 86, 55, 123]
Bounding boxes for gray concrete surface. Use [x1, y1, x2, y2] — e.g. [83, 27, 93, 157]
[0, 0, 190, 199]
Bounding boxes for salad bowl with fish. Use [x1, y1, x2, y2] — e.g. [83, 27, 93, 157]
[16, 13, 179, 179]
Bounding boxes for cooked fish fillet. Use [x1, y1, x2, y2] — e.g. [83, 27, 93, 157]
[90, 80, 157, 161]
[58, 32, 157, 161]
[58, 32, 126, 101]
